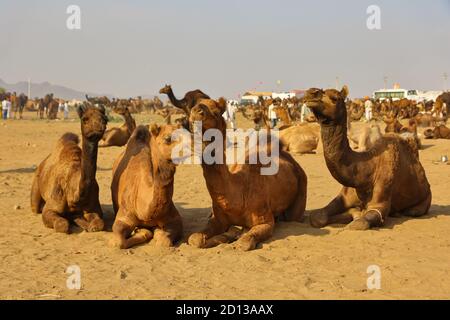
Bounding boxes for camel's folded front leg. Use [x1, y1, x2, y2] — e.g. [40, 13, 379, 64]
[42, 206, 69, 233]
[310, 187, 361, 228]
[233, 221, 274, 251]
[347, 183, 392, 231]
[111, 217, 153, 249]
[188, 214, 230, 249]
[73, 211, 104, 232]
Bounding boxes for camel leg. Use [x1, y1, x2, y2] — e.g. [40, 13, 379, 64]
[153, 213, 183, 247]
[111, 218, 153, 249]
[327, 207, 364, 225]
[401, 192, 431, 217]
[310, 187, 361, 228]
[347, 182, 392, 231]
[188, 213, 230, 249]
[203, 226, 243, 248]
[42, 206, 69, 233]
[73, 211, 104, 232]
[233, 218, 275, 251]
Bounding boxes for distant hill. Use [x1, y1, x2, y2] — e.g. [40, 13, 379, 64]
[0, 78, 113, 100]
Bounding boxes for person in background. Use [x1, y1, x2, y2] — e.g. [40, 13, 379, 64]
[10, 92, 17, 119]
[2, 97, 11, 120]
[268, 101, 278, 128]
[364, 97, 373, 122]
[222, 100, 237, 130]
[300, 102, 312, 123]
[63, 101, 69, 120]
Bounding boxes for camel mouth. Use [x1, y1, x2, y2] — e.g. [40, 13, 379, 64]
[304, 100, 322, 109]
[86, 132, 104, 140]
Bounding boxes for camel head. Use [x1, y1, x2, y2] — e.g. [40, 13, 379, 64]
[304, 86, 349, 125]
[77, 103, 108, 141]
[149, 123, 184, 165]
[189, 98, 227, 133]
[113, 106, 130, 116]
[159, 84, 172, 94]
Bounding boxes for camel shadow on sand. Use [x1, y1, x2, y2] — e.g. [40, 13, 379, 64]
[381, 204, 450, 230]
[0, 167, 36, 174]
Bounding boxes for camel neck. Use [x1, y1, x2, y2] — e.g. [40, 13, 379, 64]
[320, 120, 362, 188]
[123, 112, 135, 134]
[167, 89, 183, 108]
[200, 127, 233, 197]
[79, 137, 99, 200]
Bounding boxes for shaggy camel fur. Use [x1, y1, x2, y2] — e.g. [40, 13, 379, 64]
[279, 123, 320, 154]
[99, 106, 136, 147]
[110, 124, 183, 249]
[185, 98, 308, 251]
[424, 125, 450, 139]
[304, 86, 431, 230]
[30, 104, 108, 233]
[159, 84, 210, 115]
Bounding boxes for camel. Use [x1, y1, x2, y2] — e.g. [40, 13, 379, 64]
[110, 124, 184, 249]
[16, 93, 28, 119]
[159, 84, 210, 115]
[424, 125, 450, 139]
[304, 86, 431, 230]
[279, 123, 320, 154]
[99, 106, 136, 147]
[347, 119, 383, 152]
[30, 103, 108, 233]
[184, 98, 308, 251]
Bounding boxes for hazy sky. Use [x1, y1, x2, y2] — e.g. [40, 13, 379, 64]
[1, 0, 449, 98]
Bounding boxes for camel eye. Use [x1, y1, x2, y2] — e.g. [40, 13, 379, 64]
[164, 136, 172, 144]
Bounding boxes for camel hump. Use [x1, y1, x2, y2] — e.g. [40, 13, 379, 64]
[131, 125, 150, 144]
[59, 132, 80, 145]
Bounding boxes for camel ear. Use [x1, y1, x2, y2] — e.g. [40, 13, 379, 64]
[150, 123, 161, 137]
[341, 85, 349, 99]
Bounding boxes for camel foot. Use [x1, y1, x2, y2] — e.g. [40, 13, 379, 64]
[309, 210, 329, 228]
[88, 218, 104, 232]
[188, 233, 206, 248]
[153, 229, 172, 247]
[233, 235, 257, 251]
[347, 218, 370, 231]
[54, 219, 70, 233]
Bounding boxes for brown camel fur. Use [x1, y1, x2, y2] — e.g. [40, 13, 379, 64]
[159, 84, 210, 115]
[99, 106, 136, 147]
[304, 86, 431, 230]
[30, 103, 108, 233]
[185, 98, 308, 251]
[110, 124, 183, 249]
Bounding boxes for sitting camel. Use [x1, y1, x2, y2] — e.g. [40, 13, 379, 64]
[110, 124, 183, 249]
[185, 98, 308, 251]
[424, 125, 450, 139]
[304, 86, 431, 230]
[279, 123, 320, 154]
[30, 103, 108, 233]
[99, 106, 136, 147]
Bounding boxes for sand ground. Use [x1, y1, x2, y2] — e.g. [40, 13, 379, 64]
[0, 111, 449, 300]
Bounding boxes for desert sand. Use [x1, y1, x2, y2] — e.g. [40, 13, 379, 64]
[0, 111, 449, 300]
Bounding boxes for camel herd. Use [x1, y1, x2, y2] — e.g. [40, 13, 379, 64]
[28, 85, 449, 250]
